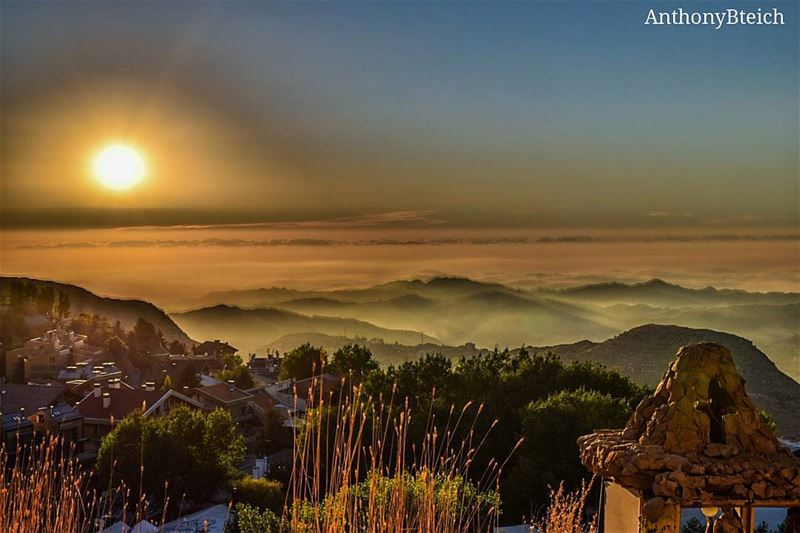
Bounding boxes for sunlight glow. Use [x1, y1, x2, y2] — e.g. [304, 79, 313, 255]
[92, 144, 146, 190]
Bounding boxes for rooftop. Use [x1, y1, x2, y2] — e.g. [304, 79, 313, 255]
[0, 383, 67, 415]
[195, 382, 251, 404]
[76, 388, 164, 421]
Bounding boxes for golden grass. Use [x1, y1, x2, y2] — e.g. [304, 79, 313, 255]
[286, 380, 520, 532]
[0, 438, 95, 533]
[532, 480, 598, 533]
[0, 379, 528, 532]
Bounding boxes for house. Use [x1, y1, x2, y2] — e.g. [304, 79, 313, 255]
[29, 402, 83, 451]
[192, 381, 252, 423]
[0, 382, 73, 456]
[265, 373, 341, 412]
[578, 343, 800, 533]
[5, 329, 103, 381]
[76, 381, 204, 456]
[247, 352, 281, 379]
[193, 340, 238, 358]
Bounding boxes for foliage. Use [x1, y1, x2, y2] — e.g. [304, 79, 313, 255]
[104, 336, 129, 363]
[363, 347, 646, 522]
[233, 477, 284, 513]
[96, 406, 245, 505]
[325, 343, 379, 381]
[232, 503, 282, 533]
[219, 353, 255, 389]
[279, 343, 326, 380]
[256, 407, 293, 456]
[504, 389, 631, 514]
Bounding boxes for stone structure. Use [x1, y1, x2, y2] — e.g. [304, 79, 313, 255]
[578, 343, 800, 532]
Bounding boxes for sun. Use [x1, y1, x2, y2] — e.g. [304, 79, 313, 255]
[92, 144, 146, 190]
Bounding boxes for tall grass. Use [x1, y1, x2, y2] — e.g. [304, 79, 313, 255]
[286, 379, 519, 532]
[0, 438, 97, 533]
[1, 379, 526, 532]
[532, 480, 598, 533]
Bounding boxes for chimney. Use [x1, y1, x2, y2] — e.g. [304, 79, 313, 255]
[109, 379, 121, 390]
[144, 382, 155, 392]
[227, 380, 235, 391]
[182, 386, 189, 393]
[102, 392, 111, 409]
[93, 383, 102, 398]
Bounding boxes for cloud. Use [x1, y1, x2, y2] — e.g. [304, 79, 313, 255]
[12, 233, 799, 250]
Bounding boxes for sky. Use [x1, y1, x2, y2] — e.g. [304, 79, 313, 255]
[1, 0, 797, 231]
[0, 1, 798, 300]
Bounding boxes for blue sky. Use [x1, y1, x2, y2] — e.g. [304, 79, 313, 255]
[1, 1, 797, 230]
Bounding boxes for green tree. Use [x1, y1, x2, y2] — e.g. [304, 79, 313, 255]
[220, 365, 255, 389]
[233, 477, 284, 513]
[503, 389, 631, 517]
[233, 503, 281, 533]
[162, 374, 173, 391]
[104, 336, 129, 363]
[326, 344, 379, 381]
[279, 344, 326, 381]
[97, 406, 245, 505]
[682, 517, 704, 533]
[256, 407, 292, 456]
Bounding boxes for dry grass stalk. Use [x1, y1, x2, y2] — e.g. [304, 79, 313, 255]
[532, 480, 598, 533]
[287, 378, 517, 533]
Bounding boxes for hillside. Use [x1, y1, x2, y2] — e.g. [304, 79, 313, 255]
[553, 278, 800, 307]
[171, 305, 438, 354]
[186, 277, 799, 379]
[532, 324, 800, 438]
[0, 277, 193, 345]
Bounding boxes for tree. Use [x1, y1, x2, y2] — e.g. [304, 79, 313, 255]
[96, 406, 245, 505]
[279, 344, 326, 381]
[220, 365, 255, 389]
[162, 374, 173, 391]
[233, 503, 281, 533]
[104, 336, 129, 363]
[176, 363, 201, 389]
[35, 286, 55, 316]
[233, 477, 284, 513]
[326, 344, 379, 381]
[55, 292, 71, 318]
[256, 407, 292, 456]
[503, 389, 631, 518]
[168, 339, 186, 355]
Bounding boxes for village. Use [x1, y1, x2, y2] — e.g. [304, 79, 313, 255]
[0, 307, 340, 532]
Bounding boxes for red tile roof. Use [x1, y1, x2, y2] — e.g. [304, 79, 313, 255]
[76, 389, 164, 421]
[196, 383, 250, 404]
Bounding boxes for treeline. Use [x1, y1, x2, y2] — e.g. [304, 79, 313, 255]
[0, 279, 72, 348]
[279, 343, 650, 523]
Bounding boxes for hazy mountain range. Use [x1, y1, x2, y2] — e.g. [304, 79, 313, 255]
[2, 277, 798, 437]
[176, 277, 799, 381]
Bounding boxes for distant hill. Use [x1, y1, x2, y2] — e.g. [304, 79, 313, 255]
[171, 305, 438, 354]
[0, 277, 193, 345]
[185, 276, 799, 379]
[552, 278, 800, 307]
[531, 324, 800, 438]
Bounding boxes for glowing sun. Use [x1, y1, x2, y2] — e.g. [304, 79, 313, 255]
[92, 144, 146, 190]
